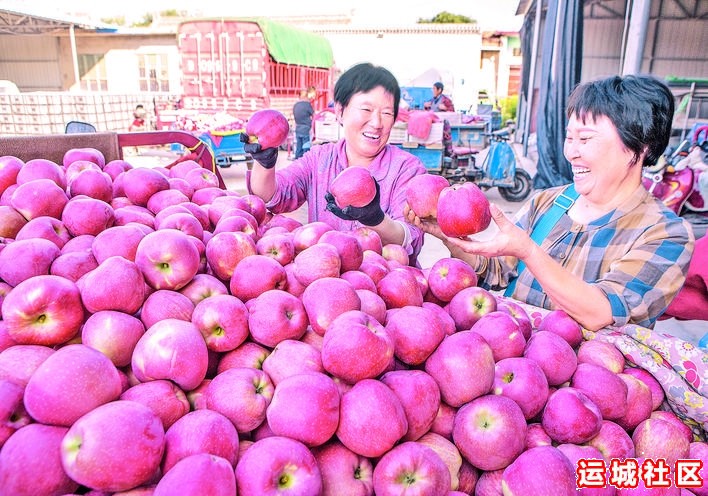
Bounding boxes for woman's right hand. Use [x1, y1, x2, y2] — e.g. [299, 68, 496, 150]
[403, 204, 446, 239]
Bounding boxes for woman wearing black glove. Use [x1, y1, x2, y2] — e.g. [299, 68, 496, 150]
[247, 63, 428, 265]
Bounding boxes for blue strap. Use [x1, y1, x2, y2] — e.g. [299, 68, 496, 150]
[504, 183, 579, 297]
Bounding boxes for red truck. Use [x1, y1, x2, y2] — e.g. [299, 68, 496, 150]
[158, 18, 335, 130]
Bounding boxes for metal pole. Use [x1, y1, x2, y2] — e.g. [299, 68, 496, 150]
[523, 0, 543, 156]
[621, 0, 651, 75]
[69, 24, 80, 89]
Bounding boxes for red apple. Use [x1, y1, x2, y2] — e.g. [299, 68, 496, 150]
[292, 242, 341, 287]
[427, 257, 478, 302]
[120, 379, 191, 430]
[622, 366, 665, 411]
[523, 329, 578, 386]
[179, 273, 229, 305]
[538, 309, 584, 348]
[24, 344, 122, 426]
[0, 379, 31, 447]
[10, 178, 69, 221]
[376, 267, 424, 309]
[15, 215, 71, 249]
[256, 232, 296, 265]
[632, 417, 690, 466]
[261, 339, 323, 386]
[67, 168, 113, 203]
[161, 409, 239, 474]
[470, 310, 526, 361]
[2, 274, 83, 346]
[405, 173, 450, 218]
[60, 400, 165, 493]
[235, 436, 322, 495]
[245, 109, 290, 149]
[571, 362, 629, 420]
[447, 286, 497, 331]
[381, 243, 410, 267]
[453, 394, 527, 471]
[0, 155, 23, 197]
[206, 231, 257, 281]
[321, 310, 394, 384]
[380, 369, 441, 442]
[147, 188, 190, 215]
[78, 255, 146, 314]
[247, 289, 308, 347]
[351, 226, 383, 254]
[122, 167, 171, 206]
[336, 378, 408, 458]
[113, 204, 156, 229]
[0, 205, 28, 238]
[81, 310, 146, 367]
[62, 195, 115, 237]
[585, 420, 636, 462]
[525, 422, 552, 449]
[155, 453, 236, 496]
[217, 341, 270, 374]
[135, 228, 201, 290]
[0, 424, 79, 496]
[496, 298, 533, 340]
[140, 289, 195, 329]
[385, 305, 446, 365]
[311, 441, 374, 496]
[417, 432, 463, 491]
[104, 159, 133, 180]
[356, 288, 387, 323]
[16, 158, 65, 188]
[329, 166, 377, 208]
[205, 367, 274, 433]
[493, 356, 549, 420]
[0, 344, 54, 387]
[91, 223, 147, 263]
[541, 387, 603, 444]
[319, 230, 364, 272]
[131, 318, 209, 391]
[191, 294, 249, 352]
[266, 372, 340, 447]
[230, 254, 287, 302]
[430, 401, 457, 440]
[373, 441, 451, 495]
[301, 276, 361, 336]
[615, 373, 654, 431]
[437, 182, 492, 237]
[63, 146, 106, 169]
[501, 446, 578, 495]
[0, 237, 60, 286]
[425, 330, 495, 407]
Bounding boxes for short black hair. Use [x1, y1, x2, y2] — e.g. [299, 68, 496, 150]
[434, 82, 444, 91]
[334, 63, 401, 119]
[566, 75, 674, 167]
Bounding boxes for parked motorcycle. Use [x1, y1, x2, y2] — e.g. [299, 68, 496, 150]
[642, 125, 708, 216]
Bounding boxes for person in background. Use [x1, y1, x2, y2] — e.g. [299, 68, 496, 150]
[424, 82, 455, 112]
[292, 87, 315, 159]
[128, 104, 147, 132]
[245, 62, 427, 265]
[407, 74, 695, 330]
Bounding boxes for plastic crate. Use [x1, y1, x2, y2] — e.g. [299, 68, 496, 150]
[199, 131, 249, 167]
[451, 124, 487, 149]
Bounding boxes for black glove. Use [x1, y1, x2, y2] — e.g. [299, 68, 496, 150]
[240, 133, 278, 169]
[325, 181, 385, 227]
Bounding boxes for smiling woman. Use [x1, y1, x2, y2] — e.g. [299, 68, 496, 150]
[407, 74, 695, 331]
[245, 62, 428, 266]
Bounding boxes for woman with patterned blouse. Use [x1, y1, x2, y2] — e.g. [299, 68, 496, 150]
[407, 74, 695, 331]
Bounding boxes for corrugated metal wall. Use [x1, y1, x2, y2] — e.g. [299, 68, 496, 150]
[0, 35, 62, 91]
[581, 0, 707, 81]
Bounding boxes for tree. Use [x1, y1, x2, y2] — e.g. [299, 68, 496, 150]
[418, 11, 476, 24]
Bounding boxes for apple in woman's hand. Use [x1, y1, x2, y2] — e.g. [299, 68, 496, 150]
[329, 166, 377, 208]
[405, 173, 450, 219]
[437, 182, 492, 237]
[245, 109, 290, 149]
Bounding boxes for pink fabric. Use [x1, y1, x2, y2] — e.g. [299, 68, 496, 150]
[254, 140, 427, 264]
[663, 234, 708, 320]
[407, 111, 436, 140]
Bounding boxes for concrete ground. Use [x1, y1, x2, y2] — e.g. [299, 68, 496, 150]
[128, 145, 706, 347]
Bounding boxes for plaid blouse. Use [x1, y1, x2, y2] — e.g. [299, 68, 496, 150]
[479, 184, 695, 329]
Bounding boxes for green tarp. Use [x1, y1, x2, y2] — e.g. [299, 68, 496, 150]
[255, 18, 333, 68]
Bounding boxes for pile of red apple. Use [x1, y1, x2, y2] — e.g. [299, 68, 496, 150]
[0, 150, 706, 496]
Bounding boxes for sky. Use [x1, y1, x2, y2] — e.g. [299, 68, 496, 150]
[0, 0, 524, 31]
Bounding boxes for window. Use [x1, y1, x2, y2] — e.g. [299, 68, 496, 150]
[138, 53, 170, 92]
[78, 54, 108, 91]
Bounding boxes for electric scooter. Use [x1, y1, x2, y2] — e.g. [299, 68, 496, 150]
[438, 126, 534, 202]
